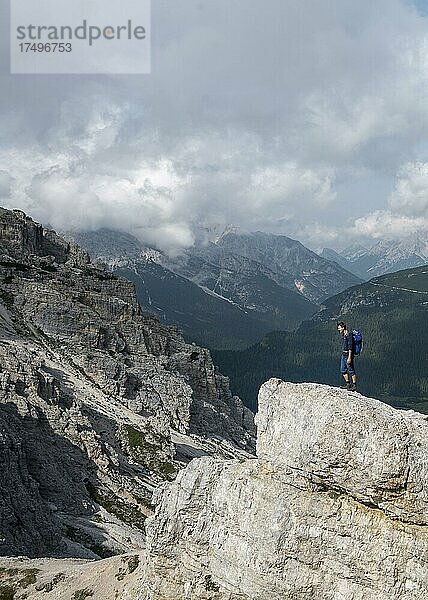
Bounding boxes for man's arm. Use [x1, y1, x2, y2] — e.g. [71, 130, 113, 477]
[347, 331, 353, 363]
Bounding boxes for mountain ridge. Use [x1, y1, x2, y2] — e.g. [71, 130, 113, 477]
[321, 234, 428, 279]
[0, 207, 254, 559]
[67, 227, 361, 350]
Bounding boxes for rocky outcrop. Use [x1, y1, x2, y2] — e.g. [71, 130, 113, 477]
[2, 380, 428, 599]
[256, 380, 428, 525]
[0, 208, 254, 559]
[0, 208, 90, 266]
[143, 380, 428, 599]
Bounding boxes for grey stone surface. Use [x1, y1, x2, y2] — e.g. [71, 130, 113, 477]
[3, 206, 424, 599]
[0, 208, 255, 559]
[257, 380, 428, 525]
[143, 379, 428, 599]
[2, 380, 428, 599]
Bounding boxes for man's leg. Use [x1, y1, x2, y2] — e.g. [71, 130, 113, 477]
[348, 360, 357, 390]
[340, 355, 349, 387]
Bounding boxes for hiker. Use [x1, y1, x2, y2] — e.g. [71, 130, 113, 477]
[337, 321, 357, 391]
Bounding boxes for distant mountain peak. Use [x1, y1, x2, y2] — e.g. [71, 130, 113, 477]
[63, 228, 165, 268]
[341, 243, 369, 261]
[194, 223, 242, 245]
[323, 234, 428, 280]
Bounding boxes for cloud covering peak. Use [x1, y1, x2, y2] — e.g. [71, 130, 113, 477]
[1, 0, 428, 252]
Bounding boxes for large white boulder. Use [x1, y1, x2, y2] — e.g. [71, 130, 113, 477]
[144, 379, 428, 599]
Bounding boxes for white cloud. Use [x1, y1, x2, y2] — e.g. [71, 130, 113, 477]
[22, 163, 195, 254]
[292, 223, 342, 249]
[238, 163, 337, 232]
[1, 0, 428, 252]
[342, 161, 428, 244]
[351, 210, 427, 239]
[0, 171, 12, 198]
[1, 117, 339, 253]
[389, 162, 428, 217]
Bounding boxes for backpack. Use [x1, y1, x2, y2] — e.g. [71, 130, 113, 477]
[352, 329, 363, 356]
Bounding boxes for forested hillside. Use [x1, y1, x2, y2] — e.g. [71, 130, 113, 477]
[213, 266, 428, 412]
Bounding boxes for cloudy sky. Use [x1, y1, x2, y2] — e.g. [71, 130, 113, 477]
[1, 0, 428, 253]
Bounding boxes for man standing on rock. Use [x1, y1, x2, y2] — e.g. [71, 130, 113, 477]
[337, 321, 357, 391]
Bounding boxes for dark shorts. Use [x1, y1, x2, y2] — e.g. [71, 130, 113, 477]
[341, 353, 355, 376]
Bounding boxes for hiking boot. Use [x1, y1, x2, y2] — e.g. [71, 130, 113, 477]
[349, 383, 357, 392]
[340, 383, 349, 389]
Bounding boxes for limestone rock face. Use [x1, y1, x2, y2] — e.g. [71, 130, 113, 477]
[256, 380, 428, 525]
[0, 208, 255, 559]
[144, 379, 428, 600]
[0, 208, 90, 266]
